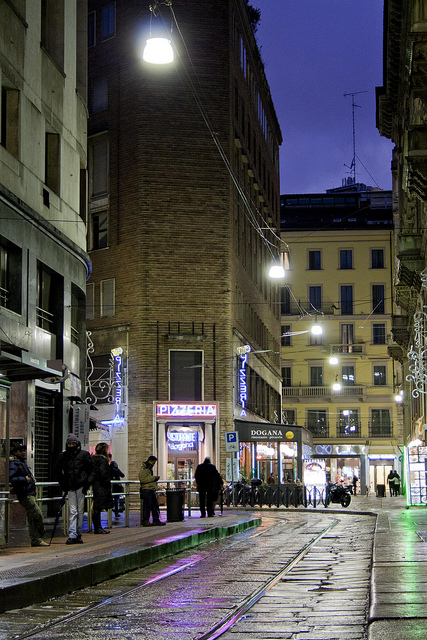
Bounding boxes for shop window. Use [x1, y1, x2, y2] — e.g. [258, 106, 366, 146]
[1, 83, 19, 158]
[45, 131, 60, 195]
[0, 236, 22, 314]
[308, 250, 321, 270]
[307, 409, 328, 437]
[372, 285, 385, 314]
[372, 323, 386, 344]
[373, 365, 386, 386]
[371, 249, 384, 269]
[169, 351, 202, 401]
[100, 278, 115, 317]
[41, 0, 64, 69]
[340, 285, 353, 315]
[339, 249, 353, 269]
[370, 409, 391, 436]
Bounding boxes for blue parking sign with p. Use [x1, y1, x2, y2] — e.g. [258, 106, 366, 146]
[225, 431, 239, 452]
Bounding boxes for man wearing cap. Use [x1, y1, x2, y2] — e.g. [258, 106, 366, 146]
[54, 434, 94, 544]
[138, 455, 166, 526]
[9, 443, 48, 547]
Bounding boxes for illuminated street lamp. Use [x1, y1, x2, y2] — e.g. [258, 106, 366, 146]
[329, 356, 339, 365]
[142, 0, 174, 64]
[332, 375, 342, 392]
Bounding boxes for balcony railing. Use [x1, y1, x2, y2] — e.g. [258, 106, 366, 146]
[306, 423, 329, 437]
[283, 385, 366, 398]
[281, 303, 337, 316]
[330, 343, 366, 355]
[336, 422, 361, 437]
[368, 421, 394, 438]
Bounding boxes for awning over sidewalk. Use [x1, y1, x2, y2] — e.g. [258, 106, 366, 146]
[0, 343, 63, 382]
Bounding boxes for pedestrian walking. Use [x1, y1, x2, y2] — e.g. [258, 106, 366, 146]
[54, 433, 94, 544]
[387, 469, 395, 497]
[109, 454, 125, 518]
[352, 474, 358, 495]
[194, 457, 223, 518]
[392, 471, 401, 496]
[267, 472, 275, 484]
[9, 443, 48, 547]
[138, 455, 166, 526]
[91, 442, 113, 534]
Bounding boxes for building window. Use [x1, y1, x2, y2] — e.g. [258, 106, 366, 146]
[281, 324, 291, 346]
[281, 286, 291, 314]
[338, 409, 359, 437]
[170, 350, 202, 401]
[372, 285, 385, 314]
[91, 76, 108, 113]
[88, 11, 96, 47]
[370, 409, 391, 436]
[71, 284, 84, 346]
[101, 2, 115, 40]
[90, 210, 108, 250]
[282, 409, 295, 425]
[339, 249, 353, 269]
[45, 131, 60, 195]
[342, 365, 355, 386]
[310, 366, 323, 386]
[0, 237, 22, 314]
[86, 282, 94, 320]
[307, 409, 328, 437]
[340, 285, 353, 315]
[89, 136, 109, 197]
[1, 84, 19, 157]
[309, 285, 321, 311]
[41, 0, 64, 69]
[371, 249, 384, 269]
[373, 365, 386, 386]
[308, 250, 321, 270]
[282, 366, 291, 387]
[36, 262, 63, 333]
[100, 278, 115, 317]
[340, 323, 354, 349]
[372, 323, 386, 344]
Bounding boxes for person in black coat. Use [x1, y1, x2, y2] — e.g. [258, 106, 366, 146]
[54, 433, 94, 544]
[9, 443, 48, 547]
[91, 442, 113, 534]
[109, 454, 125, 518]
[194, 457, 223, 518]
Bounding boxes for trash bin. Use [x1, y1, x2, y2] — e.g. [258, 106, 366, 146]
[166, 489, 185, 522]
[376, 483, 386, 497]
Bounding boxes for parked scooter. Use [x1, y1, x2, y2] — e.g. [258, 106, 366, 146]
[325, 482, 352, 507]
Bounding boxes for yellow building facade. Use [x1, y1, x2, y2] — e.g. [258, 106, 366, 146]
[280, 189, 401, 494]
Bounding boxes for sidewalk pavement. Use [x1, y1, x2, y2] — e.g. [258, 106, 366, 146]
[1, 493, 426, 640]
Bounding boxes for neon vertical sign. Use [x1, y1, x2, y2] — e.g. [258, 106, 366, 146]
[237, 345, 251, 417]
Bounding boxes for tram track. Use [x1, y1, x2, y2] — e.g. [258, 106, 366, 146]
[7, 517, 342, 640]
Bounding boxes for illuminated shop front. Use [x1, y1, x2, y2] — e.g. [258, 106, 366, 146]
[234, 420, 312, 483]
[154, 402, 219, 481]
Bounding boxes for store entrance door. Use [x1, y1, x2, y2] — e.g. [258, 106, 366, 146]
[369, 463, 392, 495]
[167, 454, 197, 483]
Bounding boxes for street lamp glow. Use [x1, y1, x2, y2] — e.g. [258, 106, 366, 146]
[395, 394, 403, 403]
[332, 381, 342, 391]
[143, 38, 174, 64]
[311, 324, 323, 335]
[329, 356, 339, 365]
[268, 264, 285, 278]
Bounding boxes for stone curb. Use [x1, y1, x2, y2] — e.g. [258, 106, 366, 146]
[0, 517, 261, 614]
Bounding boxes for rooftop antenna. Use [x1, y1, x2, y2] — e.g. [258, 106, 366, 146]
[343, 90, 367, 184]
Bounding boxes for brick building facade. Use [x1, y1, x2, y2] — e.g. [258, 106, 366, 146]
[86, 0, 282, 481]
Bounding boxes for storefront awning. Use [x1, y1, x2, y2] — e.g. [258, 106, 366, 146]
[0, 344, 63, 382]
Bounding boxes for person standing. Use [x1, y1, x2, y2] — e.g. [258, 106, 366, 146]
[194, 457, 223, 518]
[109, 454, 125, 518]
[352, 474, 358, 495]
[138, 455, 166, 526]
[91, 443, 113, 534]
[54, 433, 94, 544]
[9, 443, 48, 547]
[392, 471, 401, 496]
[387, 469, 395, 497]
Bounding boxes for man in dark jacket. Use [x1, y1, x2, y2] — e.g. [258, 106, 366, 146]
[194, 457, 223, 518]
[54, 433, 94, 544]
[9, 443, 48, 547]
[138, 456, 166, 526]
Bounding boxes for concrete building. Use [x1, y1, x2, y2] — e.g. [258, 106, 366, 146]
[377, 0, 427, 450]
[280, 187, 401, 494]
[0, 0, 90, 542]
[86, 0, 283, 482]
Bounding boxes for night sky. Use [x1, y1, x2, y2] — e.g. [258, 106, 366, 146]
[253, 1, 394, 194]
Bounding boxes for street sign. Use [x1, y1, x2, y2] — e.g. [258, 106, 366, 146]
[225, 458, 239, 482]
[225, 431, 239, 452]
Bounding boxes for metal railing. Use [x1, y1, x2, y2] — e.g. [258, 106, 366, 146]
[222, 484, 331, 509]
[282, 385, 366, 398]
